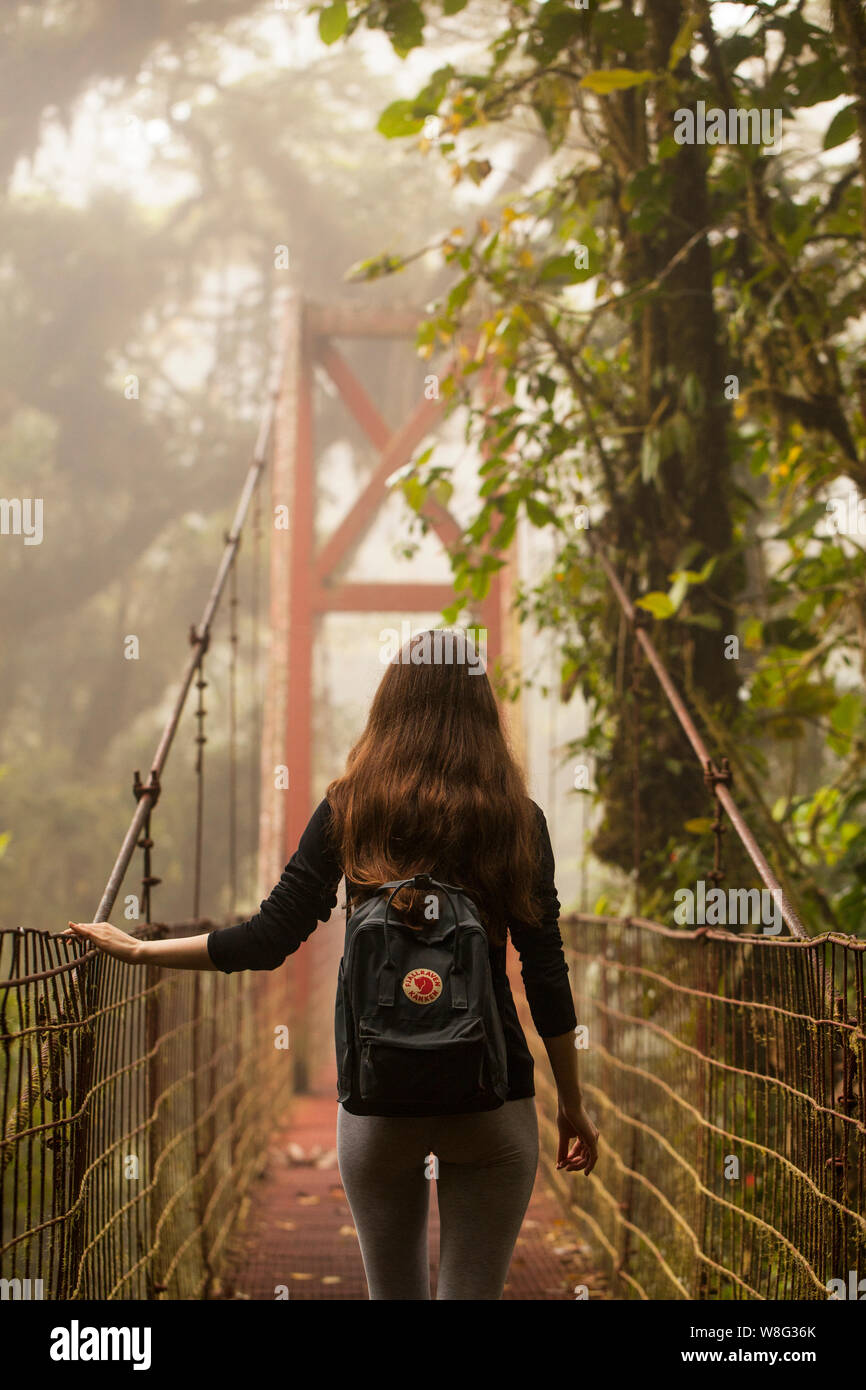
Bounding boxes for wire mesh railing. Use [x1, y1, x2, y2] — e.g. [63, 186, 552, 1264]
[542, 913, 865, 1300]
[0, 920, 293, 1299]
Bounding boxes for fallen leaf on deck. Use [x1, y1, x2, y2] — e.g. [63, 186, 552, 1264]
[321, 1275, 341, 1284]
[274, 1220, 296, 1231]
[286, 1143, 307, 1163]
[297, 1194, 320, 1205]
[338, 1224, 358, 1238]
[290, 1272, 314, 1280]
[315, 1148, 338, 1169]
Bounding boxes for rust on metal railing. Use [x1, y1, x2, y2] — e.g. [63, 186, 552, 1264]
[529, 913, 866, 1301]
[0, 920, 292, 1299]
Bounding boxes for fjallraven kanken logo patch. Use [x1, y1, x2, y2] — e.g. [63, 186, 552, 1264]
[402, 968, 442, 1004]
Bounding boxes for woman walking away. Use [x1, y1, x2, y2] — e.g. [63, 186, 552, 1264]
[64, 627, 599, 1300]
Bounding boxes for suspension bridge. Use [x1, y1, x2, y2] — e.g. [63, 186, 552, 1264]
[1, 292, 863, 1303]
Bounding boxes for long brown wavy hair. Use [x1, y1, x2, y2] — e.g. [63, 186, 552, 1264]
[325, 628, 542, 946]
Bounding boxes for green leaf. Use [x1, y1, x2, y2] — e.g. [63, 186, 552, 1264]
[669, 556, 717, 589]
[794, 57, 847, 108]
[344, 251, 405, 281]
[526, 497, 555, 527]
[530, 72, 573, 149]
[718, 33, 762, 69]
[415, 63, 455, 113]
[580, 68, 655, 94]
[641, 430, 660, 484]
[531, 7, 584, 63]
[400, 476, 427, 512]
[774, 501, 827, 541]
[840, 787, 866, 821]
[318, 0, 348, 44]
[830, 691, 863, 735]
[635, 591, 675, 619]
[469, 567, 491, 600]
[383, 0, 425, 55]
[442, 0, 467, 12]
[492, 513, 518, 548]
[684, 818, 714, 834]
[540, 253, 593, 284]
[761, 617, 817, 651]
[431, 476, 454, 507]
[447, 275, 474, 313]
[464, 157, 492, 184]
[679, 612, 721, 631]
[692, 556, 717, 584]
[824, 102, 857, 150]
[377, 100, 426, 138]
[667, 14, 699, 71]
[667, 573, 689, 612]
[592, 10, 647, 51]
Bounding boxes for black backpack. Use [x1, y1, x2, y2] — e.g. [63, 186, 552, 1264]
[334, 874, 509, 1113]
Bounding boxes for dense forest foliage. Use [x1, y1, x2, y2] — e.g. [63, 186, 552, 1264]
[326, 0, 866, 933]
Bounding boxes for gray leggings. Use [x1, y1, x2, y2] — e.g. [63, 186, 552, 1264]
[336, 1096, 539, 1300]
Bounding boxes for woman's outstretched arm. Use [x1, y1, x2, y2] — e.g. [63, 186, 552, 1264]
[61, 922, 215, 969]
[62, 798, 342, 972]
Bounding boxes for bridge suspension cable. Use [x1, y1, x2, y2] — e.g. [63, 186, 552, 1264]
[91, 293, 290, 930]
[586, 530, 808, 939]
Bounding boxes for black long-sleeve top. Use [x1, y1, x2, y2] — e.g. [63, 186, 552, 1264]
[207, 797, 577, 1113]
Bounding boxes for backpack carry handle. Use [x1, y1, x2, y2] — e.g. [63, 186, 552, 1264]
[377, 874, 468, 1009]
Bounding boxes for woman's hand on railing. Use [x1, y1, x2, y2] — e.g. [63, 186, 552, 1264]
[555, 1095, 599, 1177]
[61, 922, 217, 969]
[62, 921, 143, 962]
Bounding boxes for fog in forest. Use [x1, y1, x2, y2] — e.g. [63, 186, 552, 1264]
[1, 3, 592, 934]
